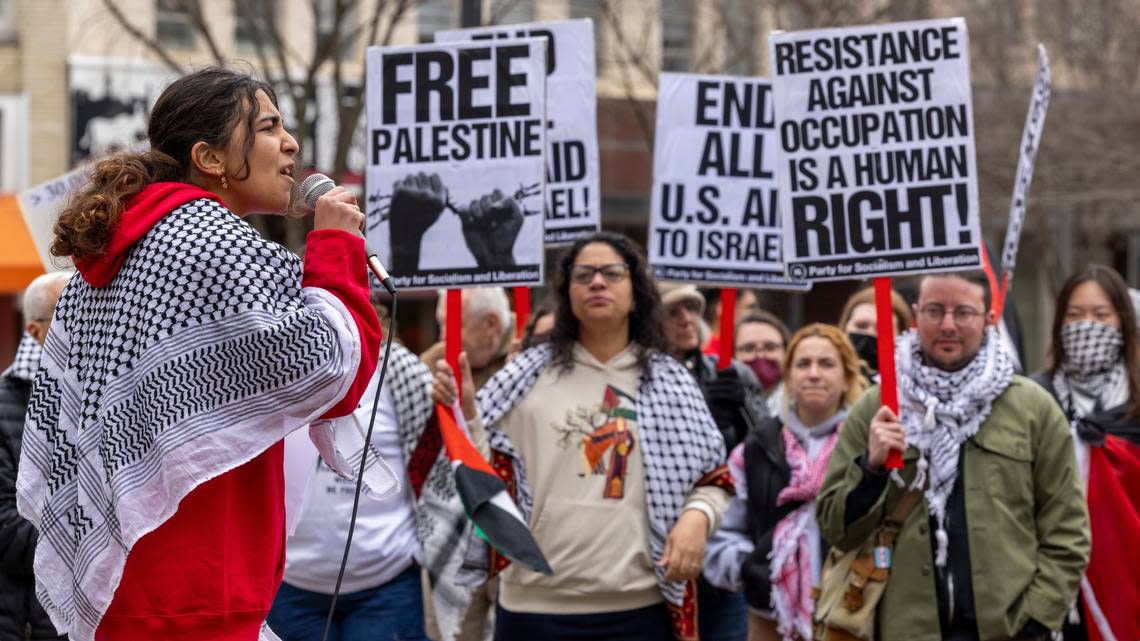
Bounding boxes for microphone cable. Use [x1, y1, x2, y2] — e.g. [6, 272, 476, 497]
[320, 291, 397, 641]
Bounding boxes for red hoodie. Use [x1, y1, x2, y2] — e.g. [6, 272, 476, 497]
[84, 183, 381, 641]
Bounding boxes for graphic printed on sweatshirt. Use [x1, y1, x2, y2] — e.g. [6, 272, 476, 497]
[552, 385, 637, 499]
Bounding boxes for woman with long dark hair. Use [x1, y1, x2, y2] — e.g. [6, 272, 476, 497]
[16, 67, 380, 641]
[434, 232, 731, 641]
[1035, 265, 1140, 641]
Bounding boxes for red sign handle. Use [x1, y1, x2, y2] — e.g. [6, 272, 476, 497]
[513, 287, 531, 340]
[718, 288, 737, 371]
[446, 289, 463, 393]
[874, 278, 903, 470]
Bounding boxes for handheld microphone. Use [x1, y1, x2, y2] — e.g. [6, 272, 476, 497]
[301, 173, 396, 295]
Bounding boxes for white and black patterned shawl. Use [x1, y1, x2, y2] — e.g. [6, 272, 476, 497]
[2, 332, 41, 382]
[476, 343, 727, 605]
[16, 199, 363, 641]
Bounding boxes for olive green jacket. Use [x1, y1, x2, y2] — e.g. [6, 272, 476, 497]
[817, 377, 1090, 641]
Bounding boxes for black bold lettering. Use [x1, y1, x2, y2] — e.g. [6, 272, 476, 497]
[415, 50, 455, 123]
[792, 196, 831, 257]
[458, 48, 493, 119]
[496, 44, 531, 117]
[382, 53, 414, 125]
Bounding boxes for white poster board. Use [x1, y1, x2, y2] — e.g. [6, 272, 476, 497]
[649, 73, 809, 290]
[770, 19, 981, 282]
[365, 39, 547, 290]
[436, 19, 599, 245]
[17, 167, 88, 271]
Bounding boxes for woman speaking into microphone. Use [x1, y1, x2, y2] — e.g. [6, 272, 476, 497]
[16, 67, 380, 641]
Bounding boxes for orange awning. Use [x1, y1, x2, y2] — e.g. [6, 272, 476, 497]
[0, 194, 46, 293]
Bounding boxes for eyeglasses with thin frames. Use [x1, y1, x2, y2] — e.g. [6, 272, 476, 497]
[569, 263, 630, 285]
[917, 304, 983, 326]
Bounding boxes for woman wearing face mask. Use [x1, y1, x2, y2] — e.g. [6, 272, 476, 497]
[705, 324, 866, 641]
[735, 312, 792, 418]
[837, 286, 913, 385]
[1033, 265, 1140, 641]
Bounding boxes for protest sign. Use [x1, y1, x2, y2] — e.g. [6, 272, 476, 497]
[437, 19, 599, 245]
[365, 39, 547, 290]
[649, 73, 809, 290]
[17, 166, 89, 271]
[770, 18, 981, 282]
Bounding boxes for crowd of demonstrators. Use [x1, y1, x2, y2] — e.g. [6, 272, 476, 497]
[705, 323, 866, 641]
[734, 312, 792, 417]
[432, 232, 731, 641]
[268, 297, 434, 641]
[13, 67, 381, 641]
[818, 272, 1090, 641]
[1034, 265, 1140, 641]
[838, 286, 913, 385]
[1, 273, 71, 641]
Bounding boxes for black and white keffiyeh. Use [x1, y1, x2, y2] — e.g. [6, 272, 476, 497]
[476, 343, 726, 605]
[1052, 320, 1128, 419]
[2, 332, 41, 381]
[895, 327, 1014, 566]
[16, 199, 362, 641]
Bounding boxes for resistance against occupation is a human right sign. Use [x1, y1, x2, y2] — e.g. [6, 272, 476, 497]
[649, 73, 808, 289]
[436, 19, 600, 245]
[770, 18, 981, 282]
[365, 39, 546, 290]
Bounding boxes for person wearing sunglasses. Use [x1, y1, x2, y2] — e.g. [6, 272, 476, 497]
[432, 232, 730, 641]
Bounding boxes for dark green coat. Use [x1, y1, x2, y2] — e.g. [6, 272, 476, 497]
[817, 377, 1090, 641]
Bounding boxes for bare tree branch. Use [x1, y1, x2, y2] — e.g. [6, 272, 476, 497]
[100, 0, 186, 73]
[184, 0, 225, 64]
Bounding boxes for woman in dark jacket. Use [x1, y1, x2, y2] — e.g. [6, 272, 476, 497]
[1034, 265, 1140, 641]
[704, 324, 865, 641]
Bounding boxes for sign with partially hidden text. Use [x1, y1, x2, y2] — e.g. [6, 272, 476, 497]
[365, 39, 547, 290]
[770, 18, 981, 282]
[436, 19, 599, 245]
[649, 73, 808, 289]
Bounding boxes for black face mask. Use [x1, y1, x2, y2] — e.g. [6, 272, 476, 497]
[848, 332, 878, 369]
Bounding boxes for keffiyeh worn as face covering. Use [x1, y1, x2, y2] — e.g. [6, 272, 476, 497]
[894, 327, 1014, 567]
[1053, 321, 1128, 419]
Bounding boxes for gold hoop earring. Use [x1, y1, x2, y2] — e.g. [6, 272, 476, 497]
[220, 174, 228, 189]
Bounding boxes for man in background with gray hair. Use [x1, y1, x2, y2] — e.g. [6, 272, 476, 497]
[1, 271, 73, 641]
[421, 287, 514, 390]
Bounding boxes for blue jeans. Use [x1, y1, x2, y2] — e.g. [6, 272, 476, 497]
[698, 577, 748, 641]
[267, 564, 429, 641]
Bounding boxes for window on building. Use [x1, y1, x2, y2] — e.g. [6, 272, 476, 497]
[660, 0, 692, 72]
[488, 0, 534, 25]
[0, 0, 16, 42]
[317, 0, 358, 60]
[235, 0, 278, 50]
[417, 0, 455, 43]
[568, 0, 605, 72]
[155, 0, 196, 49]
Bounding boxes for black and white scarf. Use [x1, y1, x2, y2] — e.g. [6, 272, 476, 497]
[895, 327, 1014, 566]
[475, 343, 726, 605]
[2, 332, 41, 382]
[1052, 321, 1128, 420]
[16, 199, 363, 641]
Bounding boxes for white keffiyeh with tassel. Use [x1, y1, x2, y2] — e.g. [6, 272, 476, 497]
[893, 327, 1014, 566]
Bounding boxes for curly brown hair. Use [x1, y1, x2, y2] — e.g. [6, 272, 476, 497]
[53, 67, 277, 260]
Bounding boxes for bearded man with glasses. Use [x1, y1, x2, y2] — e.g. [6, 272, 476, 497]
[817, 271, 1090, 641]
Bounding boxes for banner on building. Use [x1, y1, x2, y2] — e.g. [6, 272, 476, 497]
[649, 72, 809, 290]
[365, 39, 547, 290]
[437, 19, 599, 245]
[770, 18, 981, 282]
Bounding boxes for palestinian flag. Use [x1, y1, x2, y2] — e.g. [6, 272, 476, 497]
[1082, 432, 1140, 641]
[435, 403, 553, 575]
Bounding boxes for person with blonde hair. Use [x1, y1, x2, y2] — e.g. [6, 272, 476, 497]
[704, 324, 865, 641]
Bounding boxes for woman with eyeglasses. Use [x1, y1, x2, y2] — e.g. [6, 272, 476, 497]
[1033, 265, 1140, 641]
[705, 324, 866, 641]
[735, 312, 793, 417]
[432, 231, 731, 641]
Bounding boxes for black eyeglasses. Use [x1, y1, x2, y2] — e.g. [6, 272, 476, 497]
[569, 263, 630, 285]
